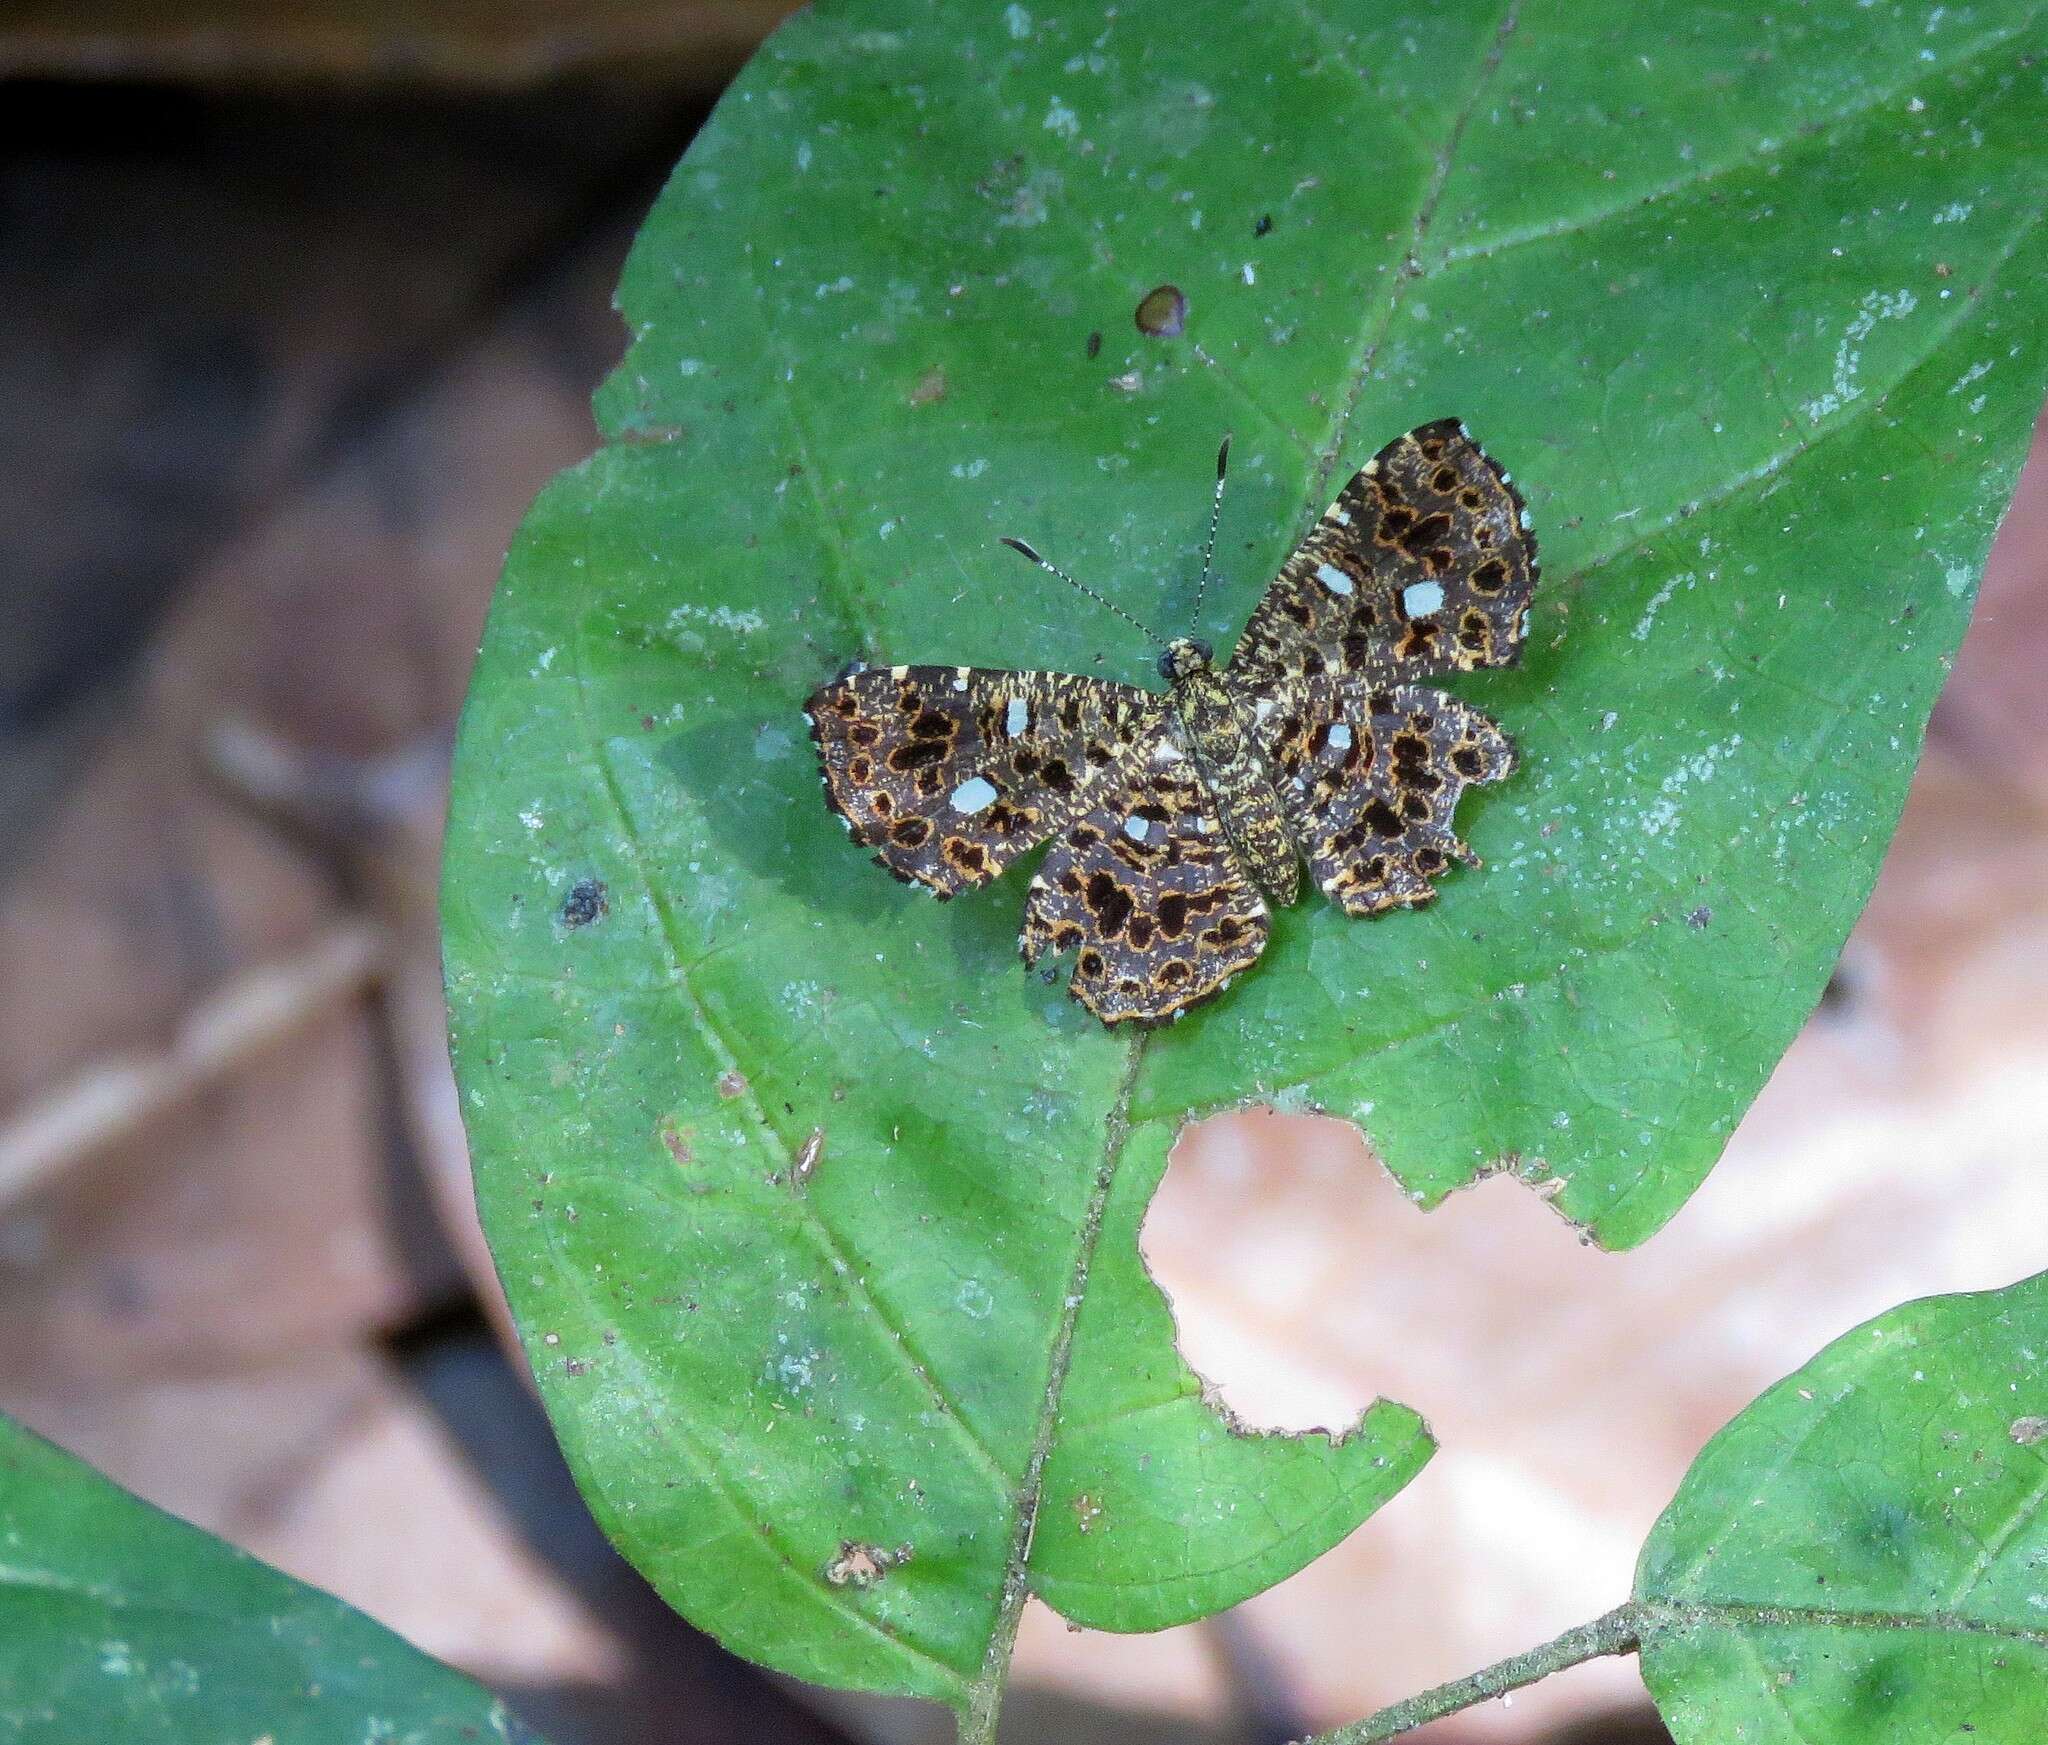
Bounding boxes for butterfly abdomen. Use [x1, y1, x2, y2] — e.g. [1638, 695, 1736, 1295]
[1172, 671, 1301, 906]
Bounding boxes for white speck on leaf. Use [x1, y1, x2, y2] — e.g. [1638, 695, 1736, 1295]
[1632, 571, 1695, 641]
[1800, 288, 1917, 423]
[1949, 359, 1992, 395]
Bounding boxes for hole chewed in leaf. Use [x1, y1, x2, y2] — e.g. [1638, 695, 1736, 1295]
[1141, 1108, 1599, 1437]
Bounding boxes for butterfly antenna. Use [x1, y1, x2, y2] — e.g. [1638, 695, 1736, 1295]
[999, 537, 1166, 644]
[1190, 433, 1231, 627]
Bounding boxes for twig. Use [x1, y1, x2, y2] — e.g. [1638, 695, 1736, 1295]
[1298, 1603, 1642, 1744]
[0, 919, 388, 1212]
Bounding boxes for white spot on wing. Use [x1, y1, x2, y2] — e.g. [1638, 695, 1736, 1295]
[1254, 697, 1276, 722]
[1327, 723, 1353, 750]
[952, 667, 970, 692]
[1123, 816, 1150, 843]
[1403, 580, 1445, 617]
[1315, 561, 1355, 597]
[950, 777, 998, 814]
[1005, 697, 1030, 735]
[1330, 507, 1352, 526]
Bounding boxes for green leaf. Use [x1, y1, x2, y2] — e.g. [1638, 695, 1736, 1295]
[1636, 1272, 2048, 1743]
[0, 1414, 540, 1744]
[441, 0, 2048, 1720]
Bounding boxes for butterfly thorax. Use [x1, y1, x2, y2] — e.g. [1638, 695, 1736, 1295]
[1161, 638, 1302, 907]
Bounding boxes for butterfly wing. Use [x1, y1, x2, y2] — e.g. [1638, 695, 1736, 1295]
[1230, 419, 1538, 687]
[1021, 726, 1270, 1024]
[807, 664, 1162, 896]
[1252, 676, 1515, 915]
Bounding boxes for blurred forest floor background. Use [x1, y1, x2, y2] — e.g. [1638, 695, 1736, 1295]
[2, 9, 2044, 1745]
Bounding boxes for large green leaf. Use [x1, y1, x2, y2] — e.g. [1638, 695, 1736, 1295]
[0, 1414, 540, 1744]
[1636, 1271, 2048, 1743]
[441, 0, 2048, 1723]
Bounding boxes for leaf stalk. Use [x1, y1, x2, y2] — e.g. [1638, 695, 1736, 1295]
[1299, 1602, 1641, 1744]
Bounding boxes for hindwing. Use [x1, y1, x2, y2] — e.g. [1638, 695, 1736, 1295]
[1021, 730, 1270, 1024]
[1251, 677, 1516, 915]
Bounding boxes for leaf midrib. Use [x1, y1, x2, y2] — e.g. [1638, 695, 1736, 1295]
[1640, 1597, 2048, 1651]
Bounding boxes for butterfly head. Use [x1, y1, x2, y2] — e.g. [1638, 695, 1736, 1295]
[1158, 637, 1214, 684]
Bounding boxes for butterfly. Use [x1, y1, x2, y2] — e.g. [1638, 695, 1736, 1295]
[805, 419, 1538, 1025]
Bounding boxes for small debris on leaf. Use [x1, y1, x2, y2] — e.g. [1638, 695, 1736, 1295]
[825, 1540, 913, 1587]
[795, 1126, 826, 1182]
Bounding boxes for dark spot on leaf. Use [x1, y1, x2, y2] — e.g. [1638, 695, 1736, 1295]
[1086, 329, 1102, 358]
[561, 879, 607, 928]
[1253, 212, 1273, 237]
[1134, 283, 1188, 338]
[1687, 905, 1712, 929]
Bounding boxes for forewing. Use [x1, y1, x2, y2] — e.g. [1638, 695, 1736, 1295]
[1021, 729, 1270, 1025]
[1252, 676, 1515, 915]
[1230, 418, 1537, 686]
[807, 664, 1159, 896]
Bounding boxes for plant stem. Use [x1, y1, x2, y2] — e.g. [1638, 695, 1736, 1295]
[1300, 1602, 1642, 1744]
